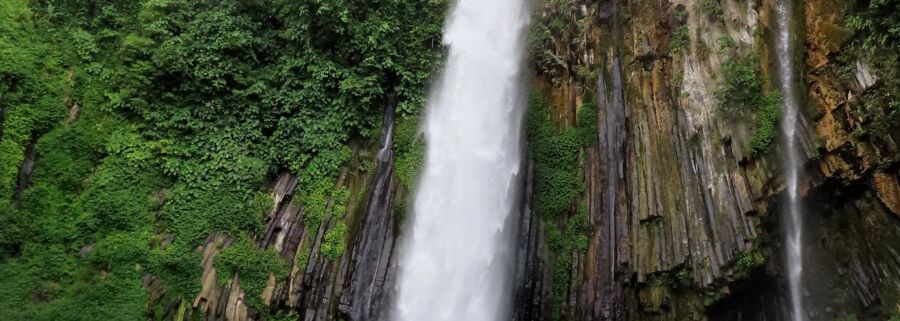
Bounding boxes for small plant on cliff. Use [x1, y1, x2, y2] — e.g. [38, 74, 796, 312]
[668, 9, 690, 55]
[748, 92, 783, 155]
[577, 99, 599, 147]
[702, 0, 724, 19]
[716, 57, 763, 114]
[527, 91, 581, 220]
[735, 250, 765, 277]
[716, 35, 737, 55]
[670, 24, 690, 54]
[716, 56, 783, 155]
[321, 222, 348, 260]
[214, 237, 289, 311]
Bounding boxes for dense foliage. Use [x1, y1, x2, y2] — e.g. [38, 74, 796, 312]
[526, 91, 594, 320]
[845, 0, 900, 143]
[0, 0, 446, 319]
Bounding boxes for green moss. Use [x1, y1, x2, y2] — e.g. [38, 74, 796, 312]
[577, 99, 599, 147]
[527, 90, 597, 321]
[546, 205, 592, 320]
[527, 91, 581, 220]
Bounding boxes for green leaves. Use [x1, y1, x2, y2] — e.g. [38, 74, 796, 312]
[528, 91, 581, 220]
[1, 0, 449, 319]
[321, 223, 348, 261]
[214, 236, 288, 311]
[715, 56, 783, 155]
[847, 0, 900, 52]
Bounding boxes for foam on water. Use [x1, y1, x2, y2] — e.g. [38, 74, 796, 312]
[390, 1, 530, 321]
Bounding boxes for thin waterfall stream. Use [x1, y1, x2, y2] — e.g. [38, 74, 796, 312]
[775, 0, 807, 320]
[390, 0, 531, 320]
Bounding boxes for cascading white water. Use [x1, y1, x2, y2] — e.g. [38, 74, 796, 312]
[775, 1, 806, 320]
[390, 1, 530, 321]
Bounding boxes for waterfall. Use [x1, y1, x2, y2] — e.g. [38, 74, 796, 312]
[390, 0, 530, 321]
[774, 1, 806, 320]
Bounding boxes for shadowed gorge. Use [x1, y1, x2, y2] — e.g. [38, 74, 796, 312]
[1, 0, 899, 321]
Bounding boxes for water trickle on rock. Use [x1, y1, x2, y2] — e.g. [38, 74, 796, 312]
[390, 0, 530, 320]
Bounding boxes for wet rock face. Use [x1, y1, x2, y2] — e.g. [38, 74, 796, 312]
[526, 0, 769, 319]
[520, 0, 900, 320]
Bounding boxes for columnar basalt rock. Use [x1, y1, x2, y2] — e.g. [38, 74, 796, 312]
[159, 1, 900, 320]
[520, 0, 900, 320]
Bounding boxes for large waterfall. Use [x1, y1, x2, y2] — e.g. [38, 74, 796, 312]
[390, 1, 530, 321]
[775, 1, 806, 320]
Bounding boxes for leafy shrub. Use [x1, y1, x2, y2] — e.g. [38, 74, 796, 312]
[716, 57, 763, 114]
[161, 186, 270, 247]
[321, 222, 348, 261]
[670, 25, 690, 54]
[88, 230, 152, 275]
[669, 10, 690, 54]
[748, 93, 783, 155]
[527, 92, 581, 220]
[214, 237, 288, 311]
[702, 0, 724, 19]
[147, 242, 203, 298]
[735, 250, 765, 277]
[716, 56, 783, 154]
[846, 0, 900, 52]
[393, 114, 425, 189]
[717, 35, 737, 55]
[577, 99, 599, 147]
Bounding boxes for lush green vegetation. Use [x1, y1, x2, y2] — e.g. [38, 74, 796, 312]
[394, 114, 426, 190]
[214, 237, 289, 311]
[715, 56, 783, 155]
[526, 90, 596, 320]
[530, 0, 599, 87]
[527, 92, 581, 221]
[577, 100, 599, 147]
[669, 10, 690, 54]
[845, 0, 900, 143]
[847, 0, 900, 52]
[0, 0, 446, 319]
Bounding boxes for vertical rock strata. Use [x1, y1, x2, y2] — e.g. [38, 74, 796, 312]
[170, 1, 900, 320]
[521, 0, 900, 320]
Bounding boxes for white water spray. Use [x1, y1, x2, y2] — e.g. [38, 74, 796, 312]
[775, 1, 806, 320]
[390, 0, 530, 321]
